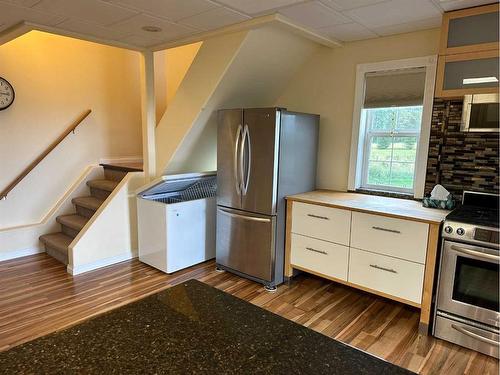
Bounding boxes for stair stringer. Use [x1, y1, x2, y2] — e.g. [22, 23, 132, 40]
[155, 24, 320, 176]
[68, 171, 145, 275]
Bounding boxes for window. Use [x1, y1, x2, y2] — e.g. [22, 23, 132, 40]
[362, 106, 422, 193]
[348, 57, 437, 198]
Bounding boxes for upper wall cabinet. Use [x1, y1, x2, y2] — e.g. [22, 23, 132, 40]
[440, 4, 499, 55]
[436, 50, 499, 97]
[435, 3, 499, 98]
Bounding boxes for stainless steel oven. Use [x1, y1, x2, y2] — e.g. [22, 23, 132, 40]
[461, 93, 499, 132]
[434, 192, 499, 358]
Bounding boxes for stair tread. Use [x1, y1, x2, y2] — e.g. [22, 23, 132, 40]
[72, 196, 104, 211]
[57, 214, 89, 231]
[87, 179, 119, 192]
[100, 162, 143, 172]
[39, 233, 72, 253]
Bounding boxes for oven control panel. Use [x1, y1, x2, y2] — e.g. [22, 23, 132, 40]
[443, 221, 500, 248]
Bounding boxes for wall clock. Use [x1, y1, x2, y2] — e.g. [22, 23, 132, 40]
[0, 77, 15, 111]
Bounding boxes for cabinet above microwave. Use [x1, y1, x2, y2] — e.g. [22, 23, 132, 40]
[461, 93, 499, 132]
[435, 50, 499, 98]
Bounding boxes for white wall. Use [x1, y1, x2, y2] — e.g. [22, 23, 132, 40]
[0, 31, 142, 229]
[156, 25, 320, 176]
[69, 171, 145, 274]
[0, 166, 103, 260]
[276, 28, 441, 191]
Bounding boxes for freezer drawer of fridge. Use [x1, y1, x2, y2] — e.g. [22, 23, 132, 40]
[216, 206, 276, 282]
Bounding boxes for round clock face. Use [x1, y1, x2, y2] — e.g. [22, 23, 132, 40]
[0, 77, 15, 111]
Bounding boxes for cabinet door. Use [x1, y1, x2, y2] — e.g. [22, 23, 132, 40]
[440, 4, 499, 55]
[436, 50, 499, 98]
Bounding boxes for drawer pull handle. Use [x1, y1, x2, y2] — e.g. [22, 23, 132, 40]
[307, 214, 329, 220]
[451, 324, 499, 346]
[305, 247, 327, 255]
[372, 226, 401, 234]
[369, 264, 398, 274]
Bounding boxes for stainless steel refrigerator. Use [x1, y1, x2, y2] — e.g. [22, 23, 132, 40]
[216, 108, 319, 289]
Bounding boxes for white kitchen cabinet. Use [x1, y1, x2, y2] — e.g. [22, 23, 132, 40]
[348, 248, 425, 304]
[284, 191, 447, 334]
[350, 212, 429, 264]
[290, 233, 349, 281]
[291, 202, 351, 245]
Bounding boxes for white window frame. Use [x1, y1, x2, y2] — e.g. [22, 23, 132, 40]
[347, 56, 437, 198]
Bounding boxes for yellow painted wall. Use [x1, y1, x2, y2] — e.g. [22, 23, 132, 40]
[0, 31, 142, 228]
[154, 42, 202, 124]
[166, 42, 202, 106]
[276, 28, 441, 191]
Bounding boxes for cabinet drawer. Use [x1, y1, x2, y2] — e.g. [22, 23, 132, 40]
[291, 202, 351, 245]
[348, 248, 425, 304]
[291, 233, 348, 281]
[350, 212, 428, 263]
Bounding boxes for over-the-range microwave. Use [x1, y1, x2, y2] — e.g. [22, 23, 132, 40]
[461, 93, 499, 132]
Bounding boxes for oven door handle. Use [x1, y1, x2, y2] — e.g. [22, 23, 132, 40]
[450, 245, 499, 262]
[451, 324, 499, 346]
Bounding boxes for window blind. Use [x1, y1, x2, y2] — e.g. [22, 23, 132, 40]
[363, 68, 426, 108]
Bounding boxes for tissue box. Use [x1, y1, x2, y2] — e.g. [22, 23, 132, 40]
[422, 194, 456, 210]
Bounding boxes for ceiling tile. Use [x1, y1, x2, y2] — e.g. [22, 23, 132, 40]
[214, 0, 304, 15]
[55, 19, 130, 40]
[436, 0, 494, 11]
[320, 0, 388, 11]
[178, 7, 249, 31]
[279, 1, 351, 29]
[32, 0, 138, 26]
[317, 22, 378, 41]
[110, 13, 196, 39]
[109, 0, 219, 21]
[119, 34, 157, 47]
[0, 2, 66, 26]
[372, 15, 442, 35]
[345, 0, 442, 29]
[4, 0, 41, 7]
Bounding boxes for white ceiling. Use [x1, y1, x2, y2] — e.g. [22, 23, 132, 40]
[0, 0, 495, 49]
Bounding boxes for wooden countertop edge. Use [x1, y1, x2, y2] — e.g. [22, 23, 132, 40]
[286, 196, 445, 225]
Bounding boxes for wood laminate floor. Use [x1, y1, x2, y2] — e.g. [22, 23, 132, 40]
[0, 254, 498, 374]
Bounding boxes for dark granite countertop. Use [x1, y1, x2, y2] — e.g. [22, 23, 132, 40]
[0, 279, 413, 374]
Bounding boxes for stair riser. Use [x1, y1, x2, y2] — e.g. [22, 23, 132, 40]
[103, 168, 127, 182]
[61, 225, 79, 239]
[45, 245, 68, 265]
[90, 187, 111, 200]
[75, 205, 97, 219]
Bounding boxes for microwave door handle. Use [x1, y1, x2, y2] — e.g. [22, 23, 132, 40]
[242, 124, 251, 195]
[234, 125, 243, 195]
[451, 324, 499, 346]
[450, 245, 499, 262]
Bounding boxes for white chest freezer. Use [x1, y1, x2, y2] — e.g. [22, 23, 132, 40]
[137, 172, 216, 274]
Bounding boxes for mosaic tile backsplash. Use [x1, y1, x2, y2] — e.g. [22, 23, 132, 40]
[425, 99, 499, 202]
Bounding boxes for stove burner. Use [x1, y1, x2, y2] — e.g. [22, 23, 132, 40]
[446, 206, 499, 228]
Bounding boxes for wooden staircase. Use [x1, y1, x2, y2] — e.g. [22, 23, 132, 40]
[39, 163, 142, 265]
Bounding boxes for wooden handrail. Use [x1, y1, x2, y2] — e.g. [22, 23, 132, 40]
[0, 109, 92, 200]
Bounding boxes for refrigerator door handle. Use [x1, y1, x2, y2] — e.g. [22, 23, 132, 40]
[217, 207, 271, 223]
[234, 124, 243, 195]
[242, 124, 251, 195]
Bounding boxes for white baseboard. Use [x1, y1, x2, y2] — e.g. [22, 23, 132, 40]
[0, 247, 44, 262]
[100, 156, 143, 165]
[68, 250, 138, 275]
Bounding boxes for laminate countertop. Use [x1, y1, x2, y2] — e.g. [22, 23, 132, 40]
[0, 279, 413, 374]
[287, 190, 449, 224]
